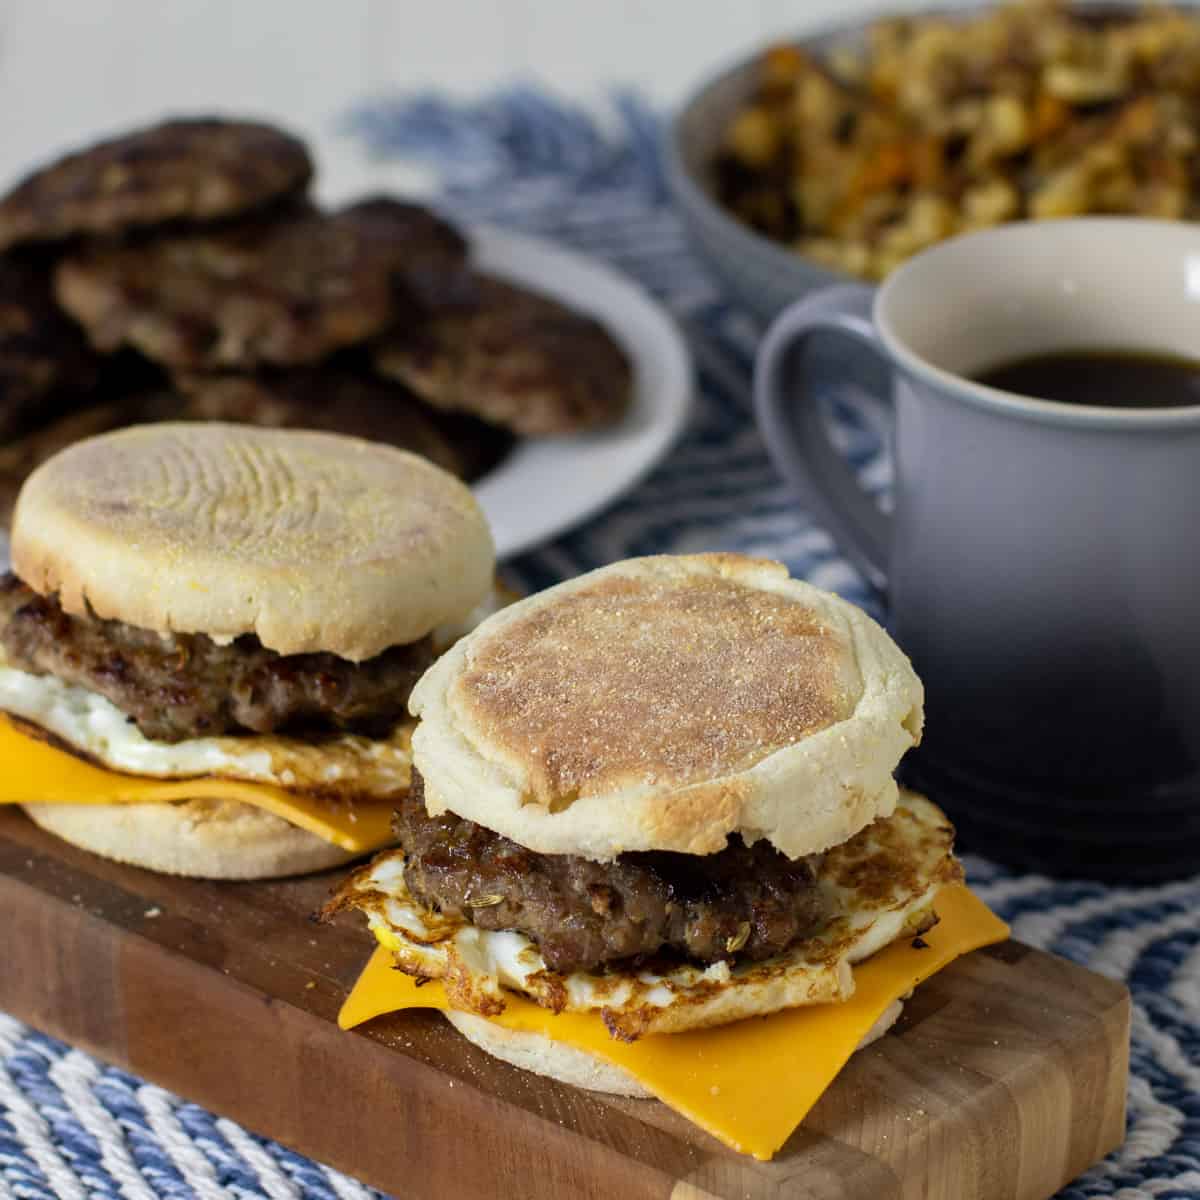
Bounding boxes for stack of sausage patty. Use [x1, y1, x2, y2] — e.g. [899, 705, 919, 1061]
[0, 117, 632, 518]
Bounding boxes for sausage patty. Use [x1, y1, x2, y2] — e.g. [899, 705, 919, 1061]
[395, 771, 826, 974]
[373, 272, 632, 436]
[54, 199, 466, 371]
[0, 117, 313, 251]
[0, 574, 431, 743]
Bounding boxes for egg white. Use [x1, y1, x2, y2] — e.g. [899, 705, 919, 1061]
[0, 656, 415, 796]
[339, 790, 960, 1039]
[0, 583, 510, 798]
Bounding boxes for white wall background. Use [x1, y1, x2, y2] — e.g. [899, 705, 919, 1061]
[0, 0, 933, 199]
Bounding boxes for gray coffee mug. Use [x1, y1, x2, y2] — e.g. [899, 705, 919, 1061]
[754, 218, 1200, 881]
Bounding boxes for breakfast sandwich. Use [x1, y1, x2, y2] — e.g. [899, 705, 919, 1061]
[326, 554, 1008, 1157]
[0, 422, 495, 878]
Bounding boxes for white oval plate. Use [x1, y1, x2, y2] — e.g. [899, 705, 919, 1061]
[468, 225, 693, 559]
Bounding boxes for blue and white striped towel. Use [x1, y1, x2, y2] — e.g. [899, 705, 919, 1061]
[1, 90, 1196, 1200]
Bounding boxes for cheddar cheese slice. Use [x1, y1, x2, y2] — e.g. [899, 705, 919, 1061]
[0, 714, 394, 852]
[339, 883, 1008, 1159]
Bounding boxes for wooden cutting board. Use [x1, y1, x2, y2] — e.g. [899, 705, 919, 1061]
[0, 807, 1130, 1200]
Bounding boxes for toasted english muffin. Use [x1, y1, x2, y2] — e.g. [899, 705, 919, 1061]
[23, 797, 355, 880]
[410, 553, 923, 861]
[13, 422, 494, 660]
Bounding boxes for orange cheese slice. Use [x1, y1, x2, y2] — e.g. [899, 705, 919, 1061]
[0, 714, 394, 852]
[339, 883, 1008, 1159]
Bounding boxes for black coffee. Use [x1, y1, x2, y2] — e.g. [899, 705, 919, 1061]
[973, 349, 1200, 409]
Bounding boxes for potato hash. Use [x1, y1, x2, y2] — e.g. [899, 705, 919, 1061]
[716, 1, 1200, 279]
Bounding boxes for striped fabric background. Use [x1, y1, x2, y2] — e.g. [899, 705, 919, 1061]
[2, 90, 1197, 1200]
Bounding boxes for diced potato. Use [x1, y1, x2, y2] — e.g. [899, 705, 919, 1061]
[962, 177, 1019, 227]
[1043, 61, 1130, 105]
[986, 95, 1030, 155]
[1030, 167, 1089, 218]
[726, 107, 779, 168]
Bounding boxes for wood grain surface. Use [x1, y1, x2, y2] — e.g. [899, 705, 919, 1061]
[0, 807, 1130, 1200]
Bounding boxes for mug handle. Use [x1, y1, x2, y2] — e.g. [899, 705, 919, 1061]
[753, 283, 891, 592]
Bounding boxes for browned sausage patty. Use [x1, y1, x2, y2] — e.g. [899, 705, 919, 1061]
[395, 770, 825, 974]
[55, 200, 467, 370]
[0, 575, 431, 743]
[373, 272, 632, 436]
[0, 118, 313, 250]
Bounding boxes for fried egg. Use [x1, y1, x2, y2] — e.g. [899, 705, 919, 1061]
[0, 652, 413, 797]
[0, 582, 515, 800]
[331, 790, 961, 1040]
